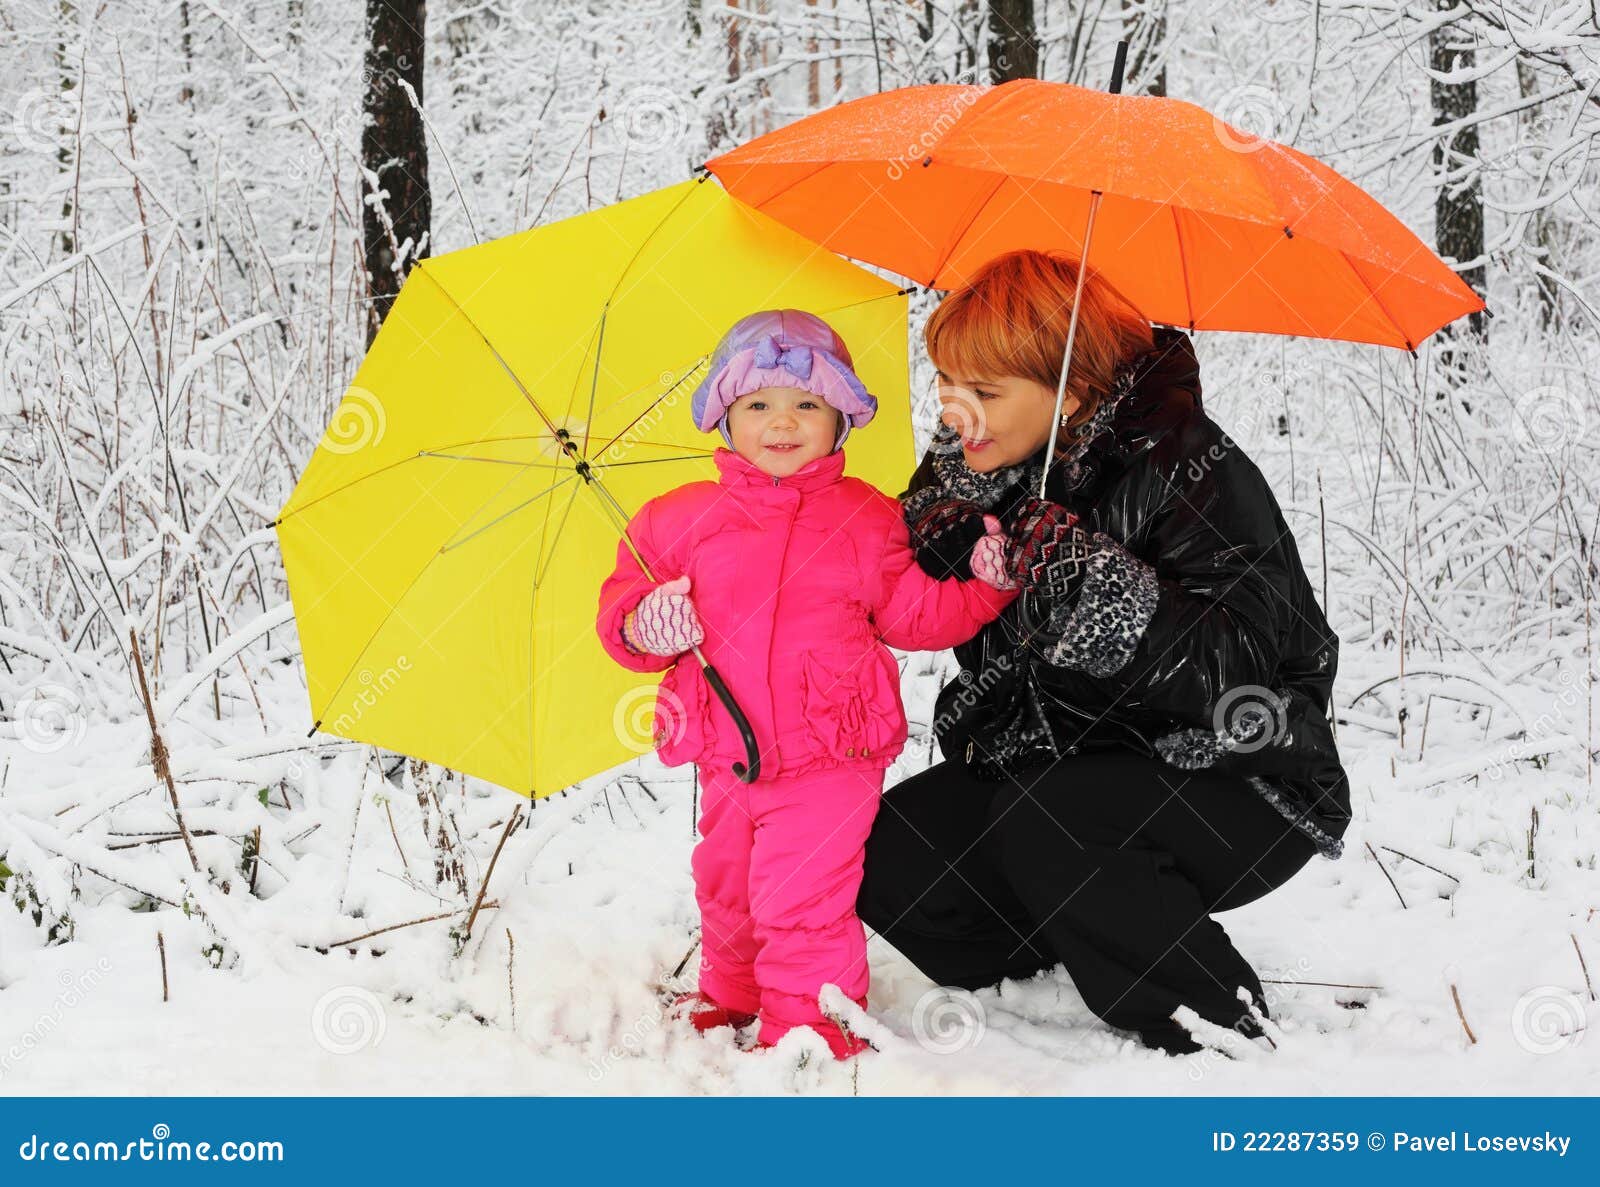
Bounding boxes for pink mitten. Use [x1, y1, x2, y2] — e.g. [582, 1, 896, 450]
[622, 574, 705, 656]
[970, 515, 1020, 591]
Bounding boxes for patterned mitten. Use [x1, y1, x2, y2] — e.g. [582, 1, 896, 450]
[906, 496, 992, 579]
[1004, 497, 1090, 599]
[969, 515, 1020, 590]
[622, 574, 705, 656]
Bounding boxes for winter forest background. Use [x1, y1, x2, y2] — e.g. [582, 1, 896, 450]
[0, 0, 1597, 1094]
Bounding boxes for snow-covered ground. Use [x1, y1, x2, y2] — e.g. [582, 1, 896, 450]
[2, 630, 1594, 1096]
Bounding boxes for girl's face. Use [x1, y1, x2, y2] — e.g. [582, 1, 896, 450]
[935, 367, 1086, 472]
[725, 386, 841, 477]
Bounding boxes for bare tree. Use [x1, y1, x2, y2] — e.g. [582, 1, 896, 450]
[362, 0, 431, 345]
[988, 0, 1037, 82]
[1121, 0, 1167, 96]
[1429, 0, 1488, 373]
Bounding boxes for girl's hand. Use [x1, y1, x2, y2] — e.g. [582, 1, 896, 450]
[970, 515, 1020, 591]
[622, 574, 706, 656]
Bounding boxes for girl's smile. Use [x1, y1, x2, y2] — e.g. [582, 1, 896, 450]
[725, 386, 844, 476]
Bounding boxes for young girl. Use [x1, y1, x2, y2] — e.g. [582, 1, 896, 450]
[596, 309, 1018, 1059]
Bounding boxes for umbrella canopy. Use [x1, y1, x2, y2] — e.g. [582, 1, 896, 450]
[706, 79, 1485, 351]
[276, 179, 910, 796]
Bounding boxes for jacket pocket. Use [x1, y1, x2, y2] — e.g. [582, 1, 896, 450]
[798, 647, 904, 761]
[653, 662, 713, 765]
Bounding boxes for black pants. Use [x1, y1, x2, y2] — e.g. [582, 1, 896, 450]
[856, 747, 1318, 1053]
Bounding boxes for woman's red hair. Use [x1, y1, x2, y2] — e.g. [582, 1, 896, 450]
[925, 250, 1155, 455]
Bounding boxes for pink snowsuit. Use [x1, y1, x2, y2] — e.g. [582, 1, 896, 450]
[597, 446, 1017, 1054]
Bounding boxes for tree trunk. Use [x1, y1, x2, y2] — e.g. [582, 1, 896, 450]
[362, 0, 431, 347]
[1429, 2, 1487, 374]
[1516, 55, 1564, 333]
[987, 0, 1037, 83]
[56, 1, 76, 258]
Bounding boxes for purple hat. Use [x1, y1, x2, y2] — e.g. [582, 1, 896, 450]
[690, 309, 878, 450]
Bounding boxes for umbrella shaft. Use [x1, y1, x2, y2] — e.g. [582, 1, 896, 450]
[1039, 190, 1102, 501]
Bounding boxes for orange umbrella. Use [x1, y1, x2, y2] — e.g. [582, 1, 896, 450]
[704, 78, 1486, 355]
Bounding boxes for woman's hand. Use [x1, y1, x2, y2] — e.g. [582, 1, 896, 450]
[622, 574, 705, 656]
[907, 496, 991, 579]
[1004, 496, 1089, 597]
[969, 515, 1019, 590]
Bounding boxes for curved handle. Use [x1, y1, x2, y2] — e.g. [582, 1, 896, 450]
[700, 661, 761, 783]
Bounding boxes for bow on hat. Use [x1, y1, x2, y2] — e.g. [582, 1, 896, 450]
[751, 335, 816, 380]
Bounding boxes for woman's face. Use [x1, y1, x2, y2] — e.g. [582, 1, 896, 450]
[725, 386, 840, 477]
[935, 368, 1084, 472]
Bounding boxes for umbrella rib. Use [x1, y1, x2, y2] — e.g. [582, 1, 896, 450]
[529, 465, 594, 791]
[420, 452, 572, 467]
[412, 262, 563, 437]
[1337, 249, 1411, 350]
[1171, 206, 1196, 331]
[602, 179, 704, 308]
[438, 472, 580, 554]
[277, 448, 571, 525]
[937, 80, 1033, 159]
[719, 158, 838, 214]
[307, 448, 562, 727]
[591, 355, 709, 456]
[275, 455, 422, 525]
[571, 181, 704, 461]
[926, 171, 1010, 287]
[587, 452, 719, 470]
[582, 303, 609, 455]
[532, 465, 587, 590]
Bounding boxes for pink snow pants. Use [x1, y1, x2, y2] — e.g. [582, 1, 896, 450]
[691, 761, 883, 1054]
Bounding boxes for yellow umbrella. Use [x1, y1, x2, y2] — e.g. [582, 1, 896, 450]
[275, 179, 910, 797]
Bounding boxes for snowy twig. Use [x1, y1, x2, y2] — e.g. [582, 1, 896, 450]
[1365, 841, 1408, 909]
[1450, 983, 1477, 1045]
[130, 627, 200, 873]
[462, 805, 522, 943]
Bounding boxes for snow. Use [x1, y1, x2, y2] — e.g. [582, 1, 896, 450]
[1, 628, 1594, 1095]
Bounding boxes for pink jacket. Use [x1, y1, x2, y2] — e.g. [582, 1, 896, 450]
[596, 447, 1018, 779]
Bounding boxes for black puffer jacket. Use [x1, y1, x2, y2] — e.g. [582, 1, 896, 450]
[901, 326, 1351, 858]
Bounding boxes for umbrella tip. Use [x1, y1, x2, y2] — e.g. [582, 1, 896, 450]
[306, 720, 321, 738]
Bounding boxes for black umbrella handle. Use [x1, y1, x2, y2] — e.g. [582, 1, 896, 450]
[700, 661, 761, 783]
